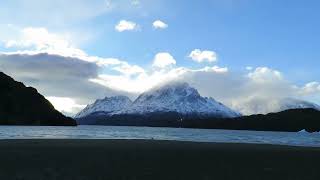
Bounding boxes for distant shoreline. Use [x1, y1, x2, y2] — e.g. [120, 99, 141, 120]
[0, 139, 319, 180]
[76, 108, 320, 133]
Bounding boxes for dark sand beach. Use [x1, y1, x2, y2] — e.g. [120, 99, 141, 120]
[0, 139, 319, 180]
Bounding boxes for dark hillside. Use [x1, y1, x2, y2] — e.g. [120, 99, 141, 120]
[0, 72, 76, 126]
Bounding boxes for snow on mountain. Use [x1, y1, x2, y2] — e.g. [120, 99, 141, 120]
[278, 98, 320, 111]
[113, 82, 241, 118]
[75, 82, 320, 119]
[234, 97, 320, 115]
[74, 96, 132, 118]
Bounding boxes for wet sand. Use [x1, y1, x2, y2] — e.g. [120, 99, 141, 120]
[0, 139, 319, 180]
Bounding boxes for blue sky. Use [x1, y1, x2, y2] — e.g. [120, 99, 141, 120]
[0, 0, 320, 115]
[82, 0, 320, 84]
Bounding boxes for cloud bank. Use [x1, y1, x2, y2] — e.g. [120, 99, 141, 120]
[1, 27, 320, 116]
[1, 51, 320, 116]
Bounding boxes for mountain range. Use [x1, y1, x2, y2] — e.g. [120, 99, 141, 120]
[0, 71, 319, 132]
[75, 82, 241, 122]
[75, 82, 320, 132]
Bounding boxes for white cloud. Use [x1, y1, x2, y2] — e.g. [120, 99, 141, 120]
[300, 82, 320, 95]
[153, 20, 168, 29]
[248, 67, 283, 83]
[113, 62, 145, 76]
[152, 52, 176, 68]
[5, 27, 69, 49]
[115, 20, 139, 32]
[46, 97, 86, 114]
[4, 27, 88, 58]
[197, 66, 228, 73]
[89, 65, 229, 93]
[189, 49, 217, 63]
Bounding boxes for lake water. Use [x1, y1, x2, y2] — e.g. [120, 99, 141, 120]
[0, 125, 319, 147]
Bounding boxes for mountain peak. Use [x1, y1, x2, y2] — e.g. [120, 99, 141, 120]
[134, 82, 201, 104]
[75, 95, 132, 118]
[76, 82, 241, 120]
[149, 82, 195, 93]
[117, 82, 241, 118]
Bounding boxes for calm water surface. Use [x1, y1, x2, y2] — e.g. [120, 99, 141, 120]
[0, 125, 319, 147]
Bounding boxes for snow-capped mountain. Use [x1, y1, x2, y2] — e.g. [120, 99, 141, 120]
[75, 96, 132, 118]
[278, 98, 320, 111]
[74, 82, 320, 130]
[113, 82, 241, 118]
[234, 97, 320, 115]
[75, 82, 320, 120]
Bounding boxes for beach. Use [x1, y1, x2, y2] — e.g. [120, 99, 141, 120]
[0, 139, 319, 180]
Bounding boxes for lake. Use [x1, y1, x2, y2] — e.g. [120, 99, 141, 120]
[0, 125, 318, 147]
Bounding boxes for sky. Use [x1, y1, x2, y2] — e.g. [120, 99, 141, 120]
[0, 0, 320, 115]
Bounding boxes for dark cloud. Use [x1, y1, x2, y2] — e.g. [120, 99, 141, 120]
[0, 53, 132, 106]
